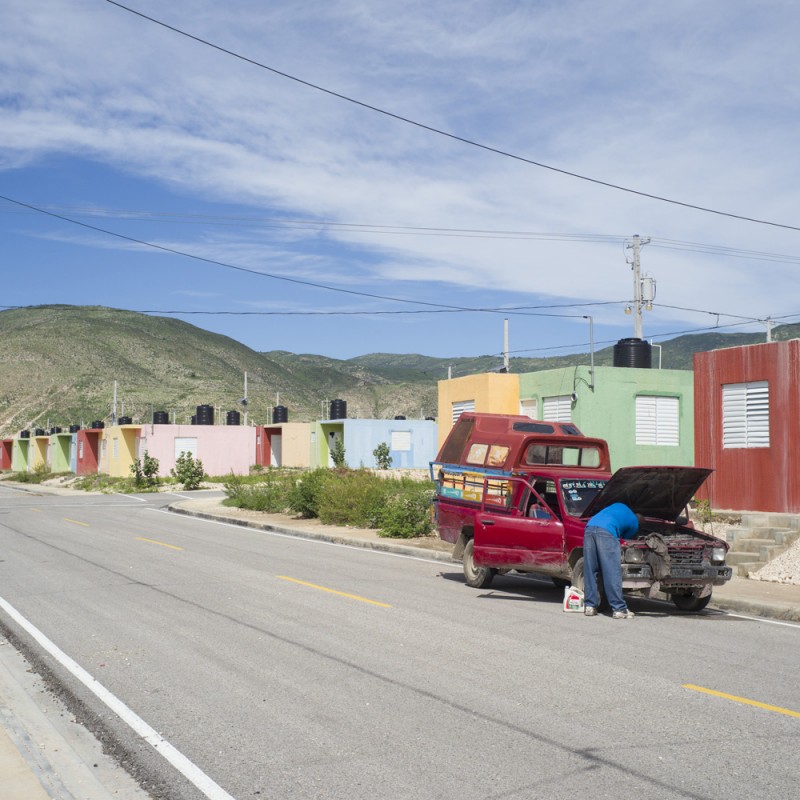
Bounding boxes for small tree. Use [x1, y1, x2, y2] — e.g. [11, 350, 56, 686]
[171, 451, 205, 490]
[330, 436, 347, 468]
[373, 442, 392, 470]
[131, 450, 160, 488]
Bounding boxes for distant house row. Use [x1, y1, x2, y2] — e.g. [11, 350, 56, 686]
[0, 412, 440, 478]
[2, 338, 795, 513]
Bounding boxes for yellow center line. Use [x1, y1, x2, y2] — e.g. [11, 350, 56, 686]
[63, 518, 90, 527]
[30, 508, 41, 513]
[136, 537, 184, 551]
[683, 684, 800, 718]
[277, 576, 392, 608]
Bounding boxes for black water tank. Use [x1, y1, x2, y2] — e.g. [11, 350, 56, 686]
[49, 426, 62, 435]
[34, 428, 45, 436]
[91, 420, 105, 430]
[191, 415, 198, 425]
[425, 417, 435, 421]
[226, 410, 241, 426]
[394, 415, 406, 420]
[329, 399, 347, 420]
[19, 430, 30, 439]
[195, 404, 214, 425]
[69, 424, 81, 433]
[153, 411, 169, 425]
[118, 416, 132, 425]
[613, 338, 652, 369]
[272, 405, 288, 423]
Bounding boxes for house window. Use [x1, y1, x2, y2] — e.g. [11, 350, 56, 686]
[452, 400, 475, 424]
[112, 438, 119, 459]
[519, 399, 538, 419]
[391, 431, 411, 451]
[722, 381, 769, 448]
[174, 437, 199, 459]
[635, 396, 679, 446]
[542, 395, 571, 422]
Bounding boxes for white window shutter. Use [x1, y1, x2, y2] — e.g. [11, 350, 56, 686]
[451, 400, 475, 424]
[542, 395, 571, 422]
[723, 381, 769, 448]
[635, 396, 679, 446]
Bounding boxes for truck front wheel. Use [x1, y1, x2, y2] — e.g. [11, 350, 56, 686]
[672, 593, 711, 612]
[463, 539, 495, 589]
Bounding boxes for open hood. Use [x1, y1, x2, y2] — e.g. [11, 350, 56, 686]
[580, 466, 712, 522]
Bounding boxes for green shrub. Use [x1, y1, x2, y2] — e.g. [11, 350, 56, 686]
[223, 470, 293, 512]
[377, 486, 435, 538]
[330, 436, 347, 468]
[171, 451, 205, 490]
[131, 450, 160, 488]
[317, 469, 392, 527]
[287, 467, 331, 518]
[373, 442, 392, 469]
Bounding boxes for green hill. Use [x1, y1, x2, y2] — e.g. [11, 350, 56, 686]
[0, 305, 792, 437]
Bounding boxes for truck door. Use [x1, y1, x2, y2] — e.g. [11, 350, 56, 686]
[473, 477, 565, 569]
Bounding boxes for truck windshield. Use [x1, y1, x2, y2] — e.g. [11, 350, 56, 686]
[560, 479, 607, 516]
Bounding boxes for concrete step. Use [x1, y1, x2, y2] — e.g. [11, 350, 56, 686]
[729, 537, 778, 552]
[735, 562, 762, 578]
[726, 551, 761, 566]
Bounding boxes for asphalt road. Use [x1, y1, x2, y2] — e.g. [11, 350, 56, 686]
[0, 485, 798, 800]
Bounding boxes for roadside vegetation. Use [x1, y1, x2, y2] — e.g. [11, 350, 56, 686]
[223, 467, 435, 539]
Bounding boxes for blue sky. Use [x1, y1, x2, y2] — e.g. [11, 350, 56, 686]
[2, 0, 800, 361]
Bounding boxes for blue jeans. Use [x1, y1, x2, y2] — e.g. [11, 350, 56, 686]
[583, 526, 626, 612]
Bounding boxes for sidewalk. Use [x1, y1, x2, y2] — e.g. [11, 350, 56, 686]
[170, 496, 800, 624]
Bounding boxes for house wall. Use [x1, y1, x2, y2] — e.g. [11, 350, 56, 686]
[345, 419, 439, 469]
[31, 436, 49, 471]
[49, 434, 72, 473]
[101, 425, 141, 478]
[0, 440, 12, 470]
[76, 430, 101, 475]
[518, 366, 694, 470]
[11, 439, 31, 472]
[694, 340, 800, 513]
[138, 424, 257, 477]
[437, 373, 519, 449]
[311, 421, 344, 468]
[255, 423, 311, 468]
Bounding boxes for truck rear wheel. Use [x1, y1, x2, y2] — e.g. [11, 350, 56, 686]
[463, 539, 495, 589]
[672, 593, 711, 612]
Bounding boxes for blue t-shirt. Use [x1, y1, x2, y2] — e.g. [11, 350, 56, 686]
[587, 502, 639, 540]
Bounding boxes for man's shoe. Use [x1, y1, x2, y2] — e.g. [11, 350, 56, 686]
[612, 609, 635, 619]
[584, 606, 597, 616]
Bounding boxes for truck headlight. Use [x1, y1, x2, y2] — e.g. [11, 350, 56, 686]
[623, 547, 644, 563]
[711, 546, 726, 564]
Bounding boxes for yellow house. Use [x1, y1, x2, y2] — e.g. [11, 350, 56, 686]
[437, 373, 520, 448]
[99, 425, 141, 478]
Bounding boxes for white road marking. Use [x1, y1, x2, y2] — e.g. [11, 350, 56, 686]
[721, 611, 800, 629]
[0, 596, 237, 800]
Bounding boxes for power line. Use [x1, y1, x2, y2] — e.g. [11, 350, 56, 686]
[104, 0, 800, 234]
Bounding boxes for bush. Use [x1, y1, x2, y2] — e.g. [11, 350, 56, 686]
[131, 450, 160, 488]
[330, 436, 347, 468]
[317, 469, 391, 527]
[376, 485, 435, 538]
[171, 451, 205, 490]
[287, 468, 331, 518]
[373, 442, 392, 469]
[223, 470, 293, 512]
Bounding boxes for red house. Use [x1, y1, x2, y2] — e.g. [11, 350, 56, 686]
[0, 438, 12, 470]
[694, 339, 800, 513]
[75, 428, 102, 475]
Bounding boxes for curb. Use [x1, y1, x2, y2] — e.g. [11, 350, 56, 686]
[168, 505, 456, 563]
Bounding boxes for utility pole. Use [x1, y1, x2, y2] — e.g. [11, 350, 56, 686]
[243, 372, 248, 427]
[626, 234, 653, 339]
[502, 318, 510, 373]
[112, 381, 118, 426]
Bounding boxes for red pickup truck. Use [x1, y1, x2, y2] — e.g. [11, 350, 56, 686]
[431, 412, 732, 612]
